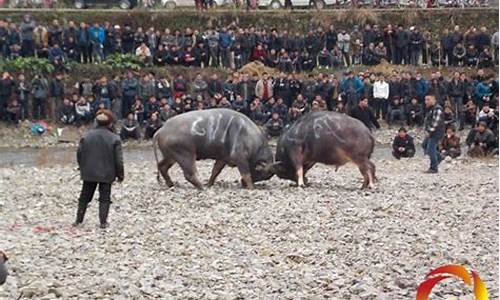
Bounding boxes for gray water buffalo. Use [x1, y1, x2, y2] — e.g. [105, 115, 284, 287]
[274, 111, 376, 189]
[153, 109, 274, 189]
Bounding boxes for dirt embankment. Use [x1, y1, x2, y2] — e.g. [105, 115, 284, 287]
[1, 8, 498, 34]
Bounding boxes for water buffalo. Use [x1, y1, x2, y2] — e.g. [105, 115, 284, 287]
[274, 111, 376, 189]
[153, 109, 274, 189]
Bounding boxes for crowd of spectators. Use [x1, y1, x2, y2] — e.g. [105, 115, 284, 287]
[0, 67, 498, 155]
[1, 15, 498, 71]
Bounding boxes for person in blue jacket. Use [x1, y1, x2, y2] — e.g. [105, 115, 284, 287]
[413, 72, 429, 103]
[340, 71, 364, 111]
[218, 27, 233, 69]
[88, 23, 105, 63]
[474, 78, 493, 109]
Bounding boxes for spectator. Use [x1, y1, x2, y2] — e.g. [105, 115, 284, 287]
[20, 14, 36, 57]
[349, 97, 380, 131]
[439, 126, 461, 159]
[120, 112, 141, 140]
[89, 22, 104, 63]
[406, 97, 423, 127]
[232, 94, 248, 115]
[59, 98, 75, 124]
[15, 74, 30, 120]
[265, 111, 284, 137]
[6, 99, 21, 124]
[145, 112, 162, 139]
[135, 42, 152, 65]
[31, 74, 49, 120]
[0, 251, 6, 285]
[255, 72, 274, 101]
[467, 121, 497, 157]
[132, 98, 145, 124]
[75, 96, 92, 126]
[372, 74, 389, 119]
[159, 103, 176, 121]
[392, 127, 416, 159]
[0, 72, 15, 121]
[477, 105, 497, 129]
[387, 96, 405, 125]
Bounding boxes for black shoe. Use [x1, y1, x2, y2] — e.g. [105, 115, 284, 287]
[424, 169, 438, 174]
[100, 223, 109, 229]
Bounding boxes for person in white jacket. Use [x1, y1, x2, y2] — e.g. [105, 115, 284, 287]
[372, 75, 390, 120]
[337, 30, 351, 66]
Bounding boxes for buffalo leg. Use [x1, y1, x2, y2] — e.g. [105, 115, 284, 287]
[368, 161, 377, 183]
[303, 162, 315, 186]
[236, 162, 254, 189]
[207, 160, 226, 187]
[158, 159, 175, 187]
[356, 159, 374, 189]
[288, 149, 305, 187]
[176, 156, 203, 190]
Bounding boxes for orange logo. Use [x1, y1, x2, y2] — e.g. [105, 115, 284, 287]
[416, 265, 489, 300]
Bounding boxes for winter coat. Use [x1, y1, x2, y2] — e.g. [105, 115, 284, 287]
[77, 126, 124, 183]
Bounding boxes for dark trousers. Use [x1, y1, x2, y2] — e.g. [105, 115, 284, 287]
[21, 40, 34, 57]
[33, 98, 46, 120]
[392, 148, 415, 159]
[372, 98, 386, 119]
[78, 44, 91, 64]
[75, 181, 112, 225]
[122, 95, 135, 117]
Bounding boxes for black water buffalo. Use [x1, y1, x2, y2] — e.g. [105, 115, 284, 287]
[274, 111, 376, 188]
[153, 109, 274, 189]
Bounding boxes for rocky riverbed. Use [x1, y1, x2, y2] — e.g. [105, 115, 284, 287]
[0, 155, 498, 299]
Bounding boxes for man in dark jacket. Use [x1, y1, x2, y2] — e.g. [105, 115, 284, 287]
[75, 109, 124, 229]
[448, 72, 466, 129]
[350, 97, 380, 131]
[394, 25, 409, 65]
[422, 94, 445, 173]
[392, 127, 416, 159]
[0, 251, 7, 285]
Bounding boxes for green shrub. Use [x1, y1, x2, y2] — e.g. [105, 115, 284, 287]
[104, 53, 143, 70]
[0, 57, 55, 74]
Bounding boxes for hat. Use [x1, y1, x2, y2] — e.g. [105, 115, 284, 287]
[95, 109, 114, 126]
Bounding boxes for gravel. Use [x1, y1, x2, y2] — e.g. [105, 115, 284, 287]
[0, 155, 498, 299]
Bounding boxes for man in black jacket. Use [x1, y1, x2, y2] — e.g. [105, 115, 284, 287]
[392, 127, 416, 159]
[423, 94, 445, 173]
[448, 72, 466, 129]
[350, 97, 380, 131]
[74, 109, 124, 229]
[0, 251, 7, 285]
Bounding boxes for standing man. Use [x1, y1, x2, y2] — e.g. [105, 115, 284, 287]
[74, 109, 124, 229]
[422, 94, 445, 174]
[0, 251, 7, 285]
[372, 74, 389, 120]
